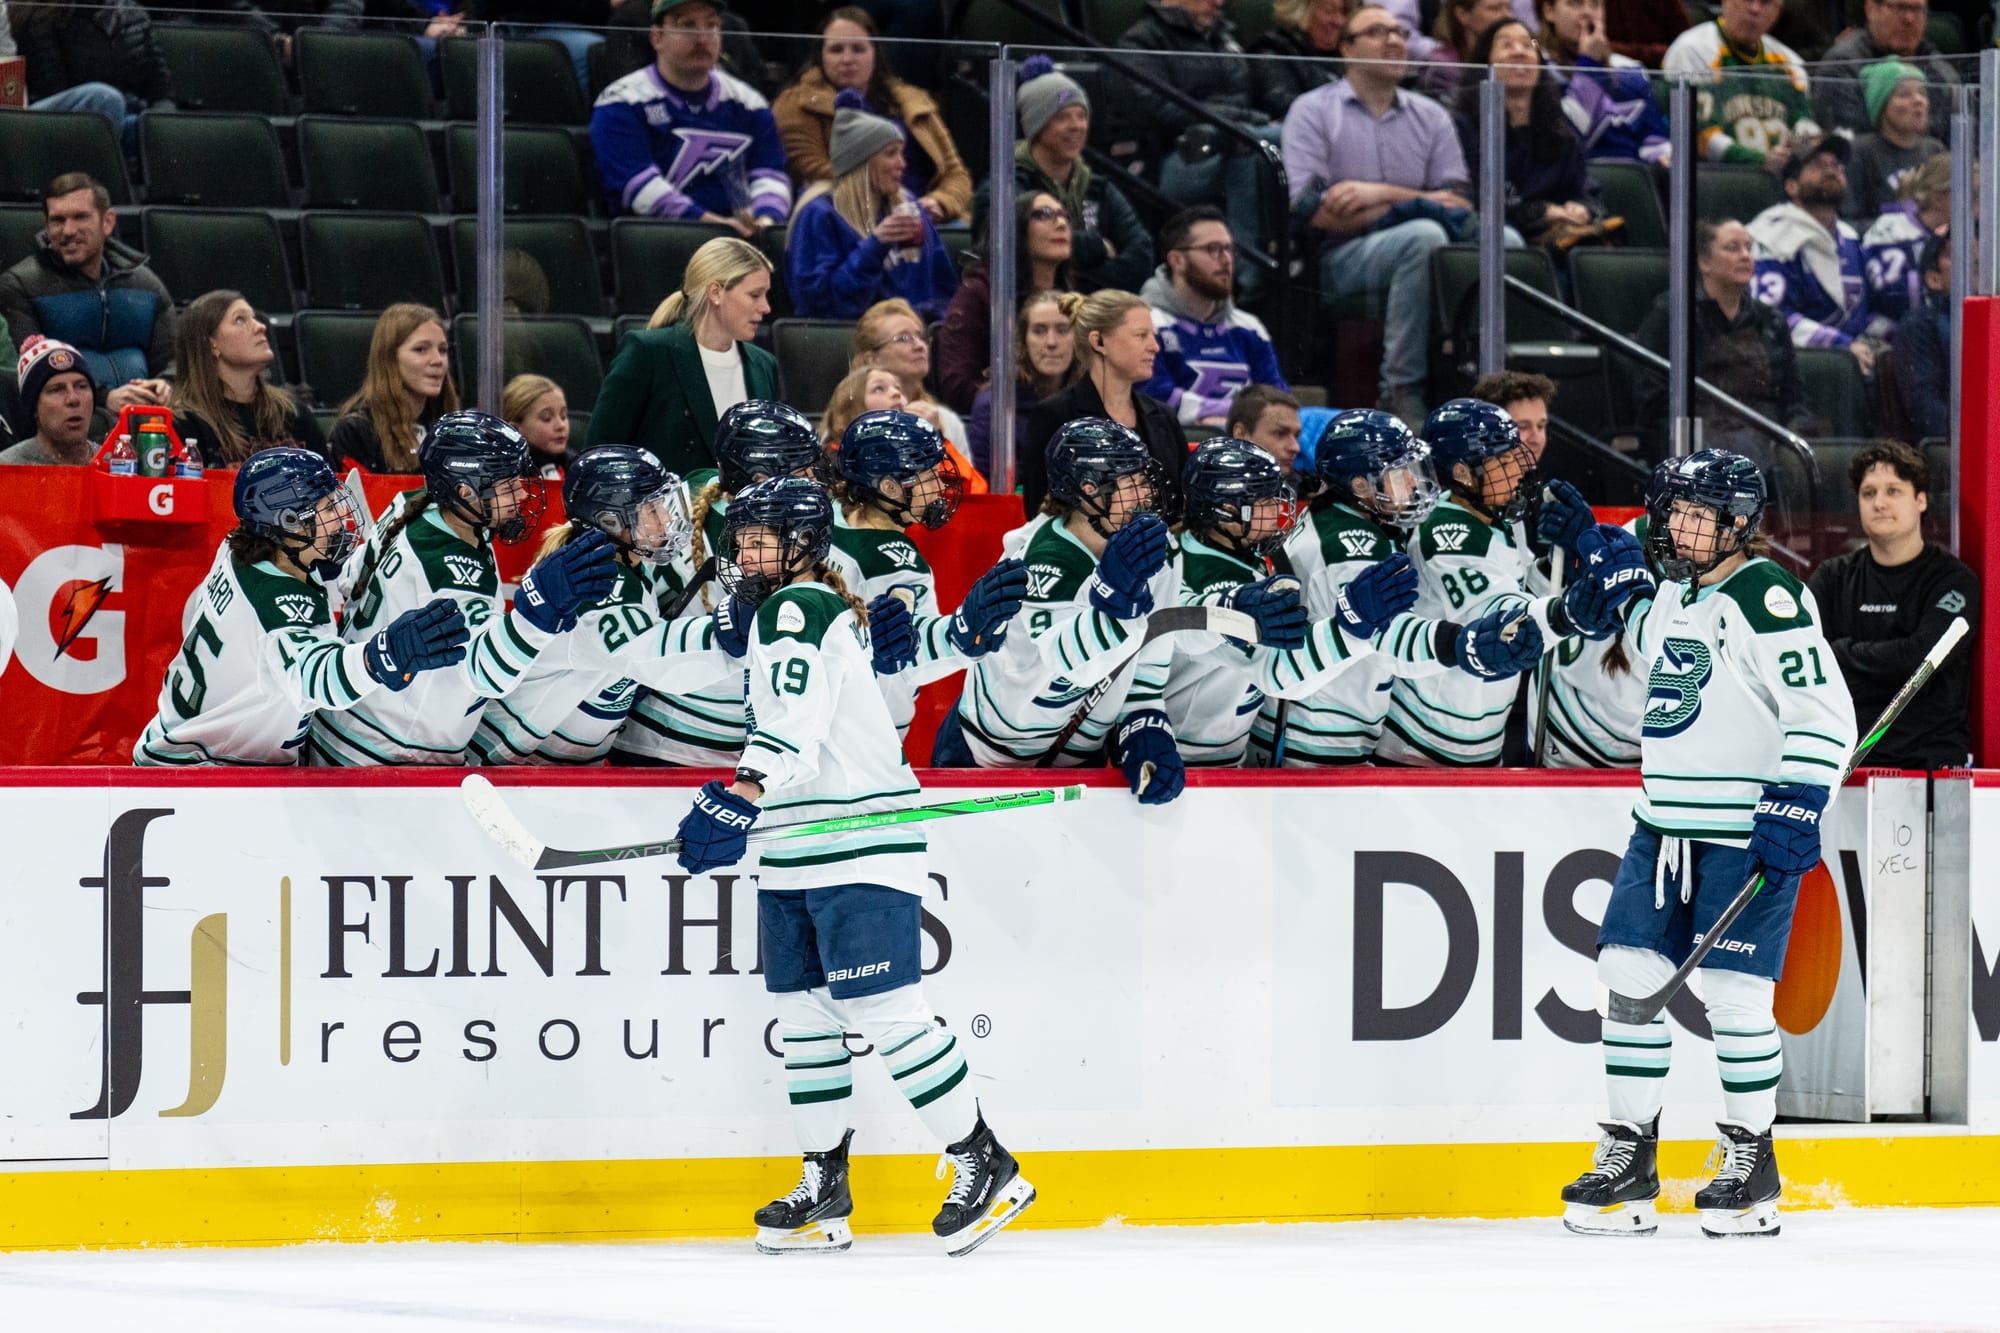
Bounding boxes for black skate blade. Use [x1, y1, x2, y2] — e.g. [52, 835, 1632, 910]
[944, 1178, 1036, 1258]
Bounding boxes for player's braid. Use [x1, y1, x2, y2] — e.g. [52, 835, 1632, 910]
[688, 479, 725, 612]
[1602, 628, 1632, 677]
[816, 564, 870, 626]
[348, 492, 432, 602]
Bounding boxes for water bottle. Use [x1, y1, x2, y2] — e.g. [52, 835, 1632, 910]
[105, 433, 138, 477]
[173, 435, 204, 481]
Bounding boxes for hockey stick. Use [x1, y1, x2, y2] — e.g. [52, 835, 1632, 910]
[1531, 544, 1563, 767]
[1265, 549, 1298, 769]
[462, 774, 1087, 870]
[1034, 603, 1259, 769]
[1607, 614, 1970, 1027]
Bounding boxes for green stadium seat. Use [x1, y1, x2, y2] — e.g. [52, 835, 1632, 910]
[295, 310, 384, 409]
[1588, 161, 1667, 251]
[147, 209, 296, 317]
[444, 123, 593, 217]
[153, 23, 292, 116]
[0, 207, 45, 272]
[301, 213, 448, 311]
[296, 29, 435, 119]
[0, 111, 131, 205]
[140, 112, 291, 209]
[449, 216, 607, 320]
[611, 217, 739, 318]
[451, 313, 604, 412]
[440, 37, 590, 126]
[771, 319, 859, 418]
[1695, 163, 1782, 226]
[299, 117, 443, 213]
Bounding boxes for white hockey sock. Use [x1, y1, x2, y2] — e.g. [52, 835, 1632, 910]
[842, 986, 977, 1145]
[1599, 944, 1674, 1126]
[1703, 969, 1781, 1132]
[773, 987, 853, 1153]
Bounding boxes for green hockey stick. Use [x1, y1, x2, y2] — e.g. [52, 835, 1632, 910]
[462, 773, 1087, 871]
[1607, 614, 1969, 1027]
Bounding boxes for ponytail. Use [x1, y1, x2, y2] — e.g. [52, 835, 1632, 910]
[816, 563, 871, 625]
[687, 478, 727, 612]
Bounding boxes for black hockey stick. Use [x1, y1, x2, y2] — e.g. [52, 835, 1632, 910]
[1264, 548, 1298, 768]
[1035, 603, 1259, 769]
[1531, 543, 1563, 767]
[1607, 614, 1970, 1027]
[661, 556, 718, 621]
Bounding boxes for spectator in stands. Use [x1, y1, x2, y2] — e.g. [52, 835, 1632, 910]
[328, 304, 459, 474]
[1818, 0, 1960, 139]
[1749, 134, 1893, 375]
[169, 291, 327, 468]
[848, 298, 986, 491]
[1863, 151, 1950, 328]
[1808, 440, 1977, 768]
[1663, 0, 1818, 173]
[1022, 289, 1189, 517]
[13, 0, 170, 146]
[504, 373, 570, 480]
[1892, 229, 1951, 442]
[1470, 369, 1555, 464]
[785, 91, 958, 322]
[194, 1, 363, 66]
[976, 55, 1153, 294]
[589, 0, 791, 230]
[1421, 0, 1518, 98]
[1282, 4, 1473, 427]
[937, 192, 1075, 414]
[1844, 60, 1943, 222]
[772, 7, 972, 225]
[821, 364, 906, 450]
[1249, 0, 1346, 124]
[471, 1, 611, 97]
[1139, 206, 1288, 430]
[1537, 0, 1672, 167]
[1604, 0, 1689, 67]
[589, 237, 777, 478]
[0, 337, 95, 466]
[1118, 0, 1284, 302]
[1455, 20, 1616, 251]
[0, 174, 173, 414]
[1637, 218, 1811, 462]
[967, 290, 1084, 481]
[1225, 383, 1304, 478]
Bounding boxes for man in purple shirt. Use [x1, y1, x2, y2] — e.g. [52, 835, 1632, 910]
[1281, 4, 1472, 426]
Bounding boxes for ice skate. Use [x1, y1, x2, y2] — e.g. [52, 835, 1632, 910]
[1560, 1118, 1660, 1237]
[933, 1111, 1034, 1257]
[753, 1130, 854, 1254]
[1697, 1120, 1781, 1238]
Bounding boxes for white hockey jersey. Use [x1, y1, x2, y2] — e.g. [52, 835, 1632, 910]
[308, 493, 555, 765]
[739, 582, 930, 897]
[1528, 518, 1647, 769]
[1623, 556, 1855, 845]
[136, 544, 379, 766]
[823, 511, 976, 738]
[956, 514, 1179, 766]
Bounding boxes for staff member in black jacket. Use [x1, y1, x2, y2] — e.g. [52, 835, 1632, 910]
[1807, 441, 1979, 768]
[1022, 288, 1188, 518]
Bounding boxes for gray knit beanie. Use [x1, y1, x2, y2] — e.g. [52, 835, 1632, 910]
[1017, 54, 1090, 144]
[829, 88, 905, 178]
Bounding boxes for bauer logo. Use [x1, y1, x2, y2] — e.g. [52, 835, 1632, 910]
[73, 809, 228, 1120]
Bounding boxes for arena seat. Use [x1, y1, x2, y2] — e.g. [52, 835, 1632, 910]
[0, 111, 131, 205]
[1588, 161, 1668, 250]
[611, 217, 739, 318]
[448, 216, 608, 321]
[294, 309, 384, 408]
[772, 319, 860, 418]
[140, 112, 292, 210]
[152, 23, 293, 116]
[147, 209, 296, 320]
[440, 37, 591, 127]
[0, 207, 45, 271]
[301, 213, 448, 311]
[451, 313, 604, 412]
[296, 28, 436, 120]
[299, 117, 444, 213]
[1431, 244, 1605, 432]
[1569, 247, 1669, 431]
[444, 124, 595, 218]
[1695, 163, 1782, 226]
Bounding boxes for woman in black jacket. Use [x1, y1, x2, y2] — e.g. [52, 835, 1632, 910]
[1023, 288, 1188, 519]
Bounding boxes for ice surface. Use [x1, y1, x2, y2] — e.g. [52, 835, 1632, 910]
[1, 1208, 1995, 1332]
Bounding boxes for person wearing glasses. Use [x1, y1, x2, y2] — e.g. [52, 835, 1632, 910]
[936, 191, 1075, 414]
[1280, 4, 1473, 429]
[1139, 206, 1288, 432]
[848, 298, 985, 491]
[1816, 0, 1959, 140]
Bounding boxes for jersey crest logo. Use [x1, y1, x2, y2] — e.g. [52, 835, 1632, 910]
[1336, 530, 1378, 560]
[442, 554, 485, 587]
[1763, 585, 1799, 619]
[1024, 563, 1065, 600]
[274, 593, 318, 625]
[1643, 635, 1713, 739]
[1431, 523, 1471, 553]
[664, 127, 752, 186]
[1939, 589, 1967, 614]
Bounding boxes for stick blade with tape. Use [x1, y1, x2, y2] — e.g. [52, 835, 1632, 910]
[460, 774, 547, 868]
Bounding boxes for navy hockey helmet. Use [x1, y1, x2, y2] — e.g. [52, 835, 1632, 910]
[1044, 417, 1169, 536]
[720, 476, 836, 606]
[839, 409, 964, 530]
[714, 399, 829, 493]
[233, 447, 361, 582]
[1423, 397, 1535, 523]
[421, 410, 544, 544]
[564, 445, 694, 566]
[1182, 437, 1300, 560]
[1314, 408, 1441, 530]
[1645, 449, 1766, 585]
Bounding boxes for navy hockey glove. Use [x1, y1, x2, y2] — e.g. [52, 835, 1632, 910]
[1334, 553, 1419, 642]
[1449, 605, 1544, 680]
[1087, 513, 1169, 620]
[1113, 709, 1186, 806]
[1558, 524, 1653, 637]
[363, 597, 468, 690]
[1226, 575, 1308, 650]
[867, 592, 918, 675]
[1536, 480, 1594, 554]
[710, 596, 755, 659]
[1745, 782, 1829, 891]
[949, 558, 1029, 656]
[675, 779, 760, 875]
[515, 530, 618, 634]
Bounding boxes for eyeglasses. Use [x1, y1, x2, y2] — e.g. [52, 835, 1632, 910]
[873, 331, 925, 349]
[1346, 22, 1409, 42]
[1174, 242, 1233, 260]
[1027, 206, 1069, 224]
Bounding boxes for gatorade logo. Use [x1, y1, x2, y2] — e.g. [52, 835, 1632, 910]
[148, 484, 175, 516]
[13, 544, 127, 694]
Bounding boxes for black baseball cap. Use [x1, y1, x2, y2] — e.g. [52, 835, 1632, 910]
[1781, 133, 1852, 182]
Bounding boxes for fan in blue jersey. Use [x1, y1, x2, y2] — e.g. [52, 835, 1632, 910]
[1747, 135, 1893, 366]
[1138, 206, 1288, 429]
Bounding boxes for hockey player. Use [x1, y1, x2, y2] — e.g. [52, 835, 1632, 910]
[1251, 409, 1550, 766]
[1559, 450, 1856, 1240]
[671, 475, 1035, 1257]
[470, 446, 750, 765]
[823, 409, 1030, 738]
[1530, 479, 1651, 769]
[1378, 398, 1642, 766]
[1168, 436, 1412, 766]
[937, 418, 1300, 802]
[136, 449, 470, 766]
[309, 412, 619, 766]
